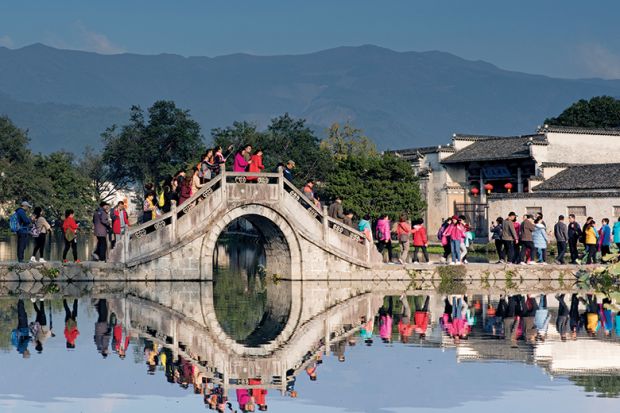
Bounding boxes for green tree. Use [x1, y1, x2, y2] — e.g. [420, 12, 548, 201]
[212, 113, 332, 186]
[545, 96, 620, 128]
[102, 101, 205, 191]
[322, 153, 425, 220]
[0, 116, 37, 211]
[79, 146, 119, 204]
[321, 121, 378, 160]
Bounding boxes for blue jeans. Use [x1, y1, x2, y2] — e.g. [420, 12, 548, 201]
[450, 239, 461, 263]
[537, 248, 546, 263]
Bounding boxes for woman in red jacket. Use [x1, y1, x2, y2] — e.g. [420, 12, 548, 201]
[412, 218, 430, 263]
[247, 149, 265, 182]
[62, 209, 79, 263]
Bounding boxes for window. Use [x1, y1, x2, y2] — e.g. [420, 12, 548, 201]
[526, 207, 542, 216]
[568, 206, 586, 217]
[614, 206, 620, 217]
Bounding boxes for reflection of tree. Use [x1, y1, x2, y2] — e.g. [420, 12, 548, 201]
[0, 301, 18, 350]
[569, 376, 620, 398]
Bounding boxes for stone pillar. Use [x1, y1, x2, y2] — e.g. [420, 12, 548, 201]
[322, 205, 329, 243]
[221, 169, 227, 202]
[277, 166, 284, 199]
[122, 230, 129, 263]
[517, 167, 523, 193]
[170, 200, 177, 245]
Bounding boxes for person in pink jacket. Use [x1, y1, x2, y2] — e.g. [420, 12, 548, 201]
[442, 216, 466, 264]
[233, 145, 252, 172]
[376, 214, 393, 263]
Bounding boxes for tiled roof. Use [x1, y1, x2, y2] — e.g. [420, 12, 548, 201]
[442, 135, 546, 164]
[489, 191, 620, 199]
[539, 125, 620, 136]
[533, 163, 620, 191]
[389, 145, 455, 161]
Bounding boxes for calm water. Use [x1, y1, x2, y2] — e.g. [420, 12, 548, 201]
[0, 237, 619, 412]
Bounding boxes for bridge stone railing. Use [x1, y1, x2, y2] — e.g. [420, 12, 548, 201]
[114, 169, 376, 268]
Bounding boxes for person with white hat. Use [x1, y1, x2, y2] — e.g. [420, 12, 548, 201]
[14, 201, 33, 263]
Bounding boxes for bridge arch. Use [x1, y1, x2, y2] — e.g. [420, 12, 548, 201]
[199, 203, 303, 281]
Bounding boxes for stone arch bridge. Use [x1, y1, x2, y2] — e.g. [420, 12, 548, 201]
[109, 171, 382, 280]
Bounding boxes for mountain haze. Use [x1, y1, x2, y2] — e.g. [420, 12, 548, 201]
[1, 43, 620, 153]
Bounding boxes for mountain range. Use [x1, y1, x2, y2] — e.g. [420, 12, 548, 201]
[1, 43, 619, 154]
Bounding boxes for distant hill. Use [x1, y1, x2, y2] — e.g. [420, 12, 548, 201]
[1, 43, 619, 154]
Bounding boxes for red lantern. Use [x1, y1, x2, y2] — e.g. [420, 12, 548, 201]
[504, 182, 513, 193]
[471, 187, 479, 197]
[484, 183, 493, 194]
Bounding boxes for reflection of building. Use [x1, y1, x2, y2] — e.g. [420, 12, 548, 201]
[392, 126, 620, 241]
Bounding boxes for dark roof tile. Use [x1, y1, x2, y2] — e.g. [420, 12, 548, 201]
[534, 163, 620, 191]
[540, 125, 620, 136]
[442, 135, 546, 164]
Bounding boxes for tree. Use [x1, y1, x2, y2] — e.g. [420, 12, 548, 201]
[545, 96, 620, 128]
[0, 116, 35, 210]
[321, 153, 425, 220]
[102, 101, 205, 191]
[212, 114, 332, 186]
[321, 121, 378, 160]
[79, 146, 119, 204]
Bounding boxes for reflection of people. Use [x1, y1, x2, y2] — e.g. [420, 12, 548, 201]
[94, 299, 111, 357]
[569, 293, 582, 339]
[31, 300, 52, 352]
[112, 316, 130, 359]
[331, 339, 347, 362]
[249, 378, 268, 411]
[63, 299, 79, 348]
[11, 299, 31, 358]
[305, 362, 318, 381]
[236, 388, 255, 412]
[285, 368, 298, 398]
[398, 295, 414, 343]
[413, 295, 430, 338]
[379, 296, 393, 343]
[556, 294, 570, 341]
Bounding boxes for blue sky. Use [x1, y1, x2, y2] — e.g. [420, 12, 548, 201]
[1, 0, 619, 79]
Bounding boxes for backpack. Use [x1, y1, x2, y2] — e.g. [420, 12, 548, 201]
[437, 223, 447, 241]
[9, 212, 20, 233]
[579, 228, 586, 244]
[30, 223, 40, 238]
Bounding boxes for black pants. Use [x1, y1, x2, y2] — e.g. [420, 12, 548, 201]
[64, 299, 78, 322]
[556, 241, 567, 264]
[442, 242, 451, 259]
[33, 301, 47, 326]
[415, 295, 430, 312]
[569, 238, 579, 263]
[494, 239, 505, 261]
[32, 233, 46, 260]
[17, 299, 28, 329]
[377, 240, 393, 262]
[63, 239, 78, 261]
[601, 245, 611, 257]
[519, 241, 534, 263]
[96, 236, 107, 261]
[585, 244, 597, 264]
[503, 240, 516, 263]
[17, 233, 29, 262]
[96, 299, 109, 323]
[412, 246, 429, 262]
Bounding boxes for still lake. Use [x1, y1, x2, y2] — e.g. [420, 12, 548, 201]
[0, 236, 618, 412]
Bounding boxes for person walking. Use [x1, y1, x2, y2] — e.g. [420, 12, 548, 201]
[247, 148, 265, 182]
[583, 220, 598, 264]
[599, 218, 612, 258]
[62, 209, 79, 263]
[396, 214, 412, 264]
[178, 177, 192, 205]
[93, 202, 111, 262]
[567, 214, 582, 264]
[30, 206, 51, 263]
[438, 218, 451, 263]
[142, 192, 157, 222]
[12, 201, 32, 263]
[191, 166, 204, 195]
[501, 212, 518, 264]
[554, 215, 569, 264]
[111, 201, 130, 249]
[532, 217, 548, 264]
[283, 160, 295, 182]
[443, 215, 465, 264]
[198, 150, 214, 183]
[490, 217, 504, 263]
[212, 145, 233, 176]
[519, 215, 535, 265]
[376, 214, 394, 263]
[328, 197, 345, 221]
[411, 218, 430, 264]
[358, 214, 373, 242]
[613, 217, 620, 255]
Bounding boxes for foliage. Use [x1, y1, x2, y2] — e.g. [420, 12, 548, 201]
[320, 153, 425, 220]
[320, 122, 377, 160]
[436, 265, 467, 294]
[211, 114, 333, 186]
[545, 96, 620, 128]
[576, 260, 620, 297]
[0, 116, 95, 222]
[101, 101, 205, 190]
[569, 376, 620, 398]
[79, 146, 119, 204]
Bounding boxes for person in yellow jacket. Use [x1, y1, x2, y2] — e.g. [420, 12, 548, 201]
[584, 220, 599, 264]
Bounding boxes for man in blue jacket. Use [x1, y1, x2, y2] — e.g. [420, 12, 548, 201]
[15, 201, 32, 263]
[600, 218, 612, 257]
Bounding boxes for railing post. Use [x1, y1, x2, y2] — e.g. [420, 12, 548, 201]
[170, 200, 177, 245]
[277, 166, 284, 200]
[122, 230, 129, 263]
[322, 205, 329, 243]
[221, 169, 227, 202]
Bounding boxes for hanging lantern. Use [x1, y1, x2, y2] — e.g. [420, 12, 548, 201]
[504, 182, 513, 193]
[484, 183, 493, 194]
[471, 187, 479, 197]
